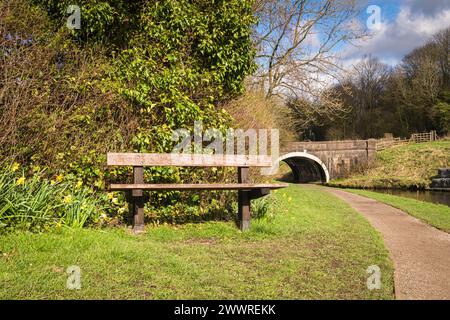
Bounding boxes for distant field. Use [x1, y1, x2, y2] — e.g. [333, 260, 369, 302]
[329, 140, 450, 189]
[0, 185, 394, 300]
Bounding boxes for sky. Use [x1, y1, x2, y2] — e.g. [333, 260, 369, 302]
[342, 0, 450, 66]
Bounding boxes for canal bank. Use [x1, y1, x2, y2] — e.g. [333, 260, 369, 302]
[327, 140, 450, 191]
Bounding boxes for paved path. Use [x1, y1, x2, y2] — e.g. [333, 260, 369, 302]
[323, 187, 450, 300]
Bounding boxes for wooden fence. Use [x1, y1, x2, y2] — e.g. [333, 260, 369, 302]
[409, 130, 438, 143]
[375, 137, 408, 151]
[376, 131, 439, 151]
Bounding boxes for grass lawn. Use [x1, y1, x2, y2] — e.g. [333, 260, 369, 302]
[0, 185, 394, 300]
[329, 140, 450, 189]
[344, 189, 450, 233]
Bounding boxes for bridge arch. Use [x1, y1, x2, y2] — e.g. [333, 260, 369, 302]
[276, 152, 330, 184]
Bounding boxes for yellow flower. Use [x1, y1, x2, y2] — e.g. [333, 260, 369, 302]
[16, 176, 26, 185]
[288, 197, 292, 202]
[76, 181, 83, 189]
[111, 197, 119, 205]
[50, 180, 56, 185]
[63, 195, 73, 204]
[94, 179, 104, 189]
[107, 192, 114, 200]
[56, 174, 64, 183]
[32, 165, 41, 173]
[11, 162, 20, 172]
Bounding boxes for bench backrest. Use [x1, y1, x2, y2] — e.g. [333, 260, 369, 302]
[107, 153, 272, 168]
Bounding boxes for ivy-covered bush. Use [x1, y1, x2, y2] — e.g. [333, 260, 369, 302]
[1, 0, 257, 225]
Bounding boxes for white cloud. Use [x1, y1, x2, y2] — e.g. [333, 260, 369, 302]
[341, 5, 450, 67]
[405, 0, 450, 16]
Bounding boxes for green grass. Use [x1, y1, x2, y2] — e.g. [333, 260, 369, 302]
[0, 185, 394, 300]
[344, 189, 450, 233]
[329, 140, 450, 189]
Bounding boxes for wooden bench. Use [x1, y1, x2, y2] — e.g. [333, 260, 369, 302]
[107, 153, 288, 233]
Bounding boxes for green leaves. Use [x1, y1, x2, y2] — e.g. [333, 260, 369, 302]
[18, 0, 256, 224]
[104, 0, 255, 154]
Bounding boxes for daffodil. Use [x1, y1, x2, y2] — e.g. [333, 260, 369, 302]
[11, 162, 20, 172]
[112, 197, 119, 205]
[76, 181, 83, 189]
[63, 195, 73, 204]
[32, 165, 41, 173]
[107, 192, 114, 200]
[16, 176, 25, 186]
[56, 174, 64, 182]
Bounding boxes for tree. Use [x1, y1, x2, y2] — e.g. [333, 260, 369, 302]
[321, 27, 450, 139]
[252, 0, 365, 99]
[388, 28, 450, 135]
[433, 28, 450, 88]
[349, 55, 391, 138]
[286, 86, 351, 140]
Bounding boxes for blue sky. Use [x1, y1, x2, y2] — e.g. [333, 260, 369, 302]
[343, 0, 450, 66]
[360, 0, 401, 22]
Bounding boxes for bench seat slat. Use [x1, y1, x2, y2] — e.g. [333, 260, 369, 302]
[107, 153, 273, 167]
[109, 183, 289, 191]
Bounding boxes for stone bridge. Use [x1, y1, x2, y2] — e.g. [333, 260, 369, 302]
[277, 140, 376, 183]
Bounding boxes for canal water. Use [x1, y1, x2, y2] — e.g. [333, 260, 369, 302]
[372, 189, 450, 207]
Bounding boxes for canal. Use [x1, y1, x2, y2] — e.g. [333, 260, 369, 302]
[372, 189, 450, 207]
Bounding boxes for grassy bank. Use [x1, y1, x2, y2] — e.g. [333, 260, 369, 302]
[344, 189, 450, 233]
[0, 185, 394, 300]
[329, 140, 450, 189]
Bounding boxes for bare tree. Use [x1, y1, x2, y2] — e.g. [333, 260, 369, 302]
[433, 27, 450, 88]
[252, 0, 366, 99]
[286, 86, 351, 136]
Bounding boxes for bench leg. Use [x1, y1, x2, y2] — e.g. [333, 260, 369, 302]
[132, 196, 145, 233]
[237, 167, 251, 231]
[125, 191, 133, 226]
[132, 166, 145, 234]
[238, 190, 251, 231]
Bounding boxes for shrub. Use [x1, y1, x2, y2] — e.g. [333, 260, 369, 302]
[1, 0, 257, 224]
[223, 90, 296, 142]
